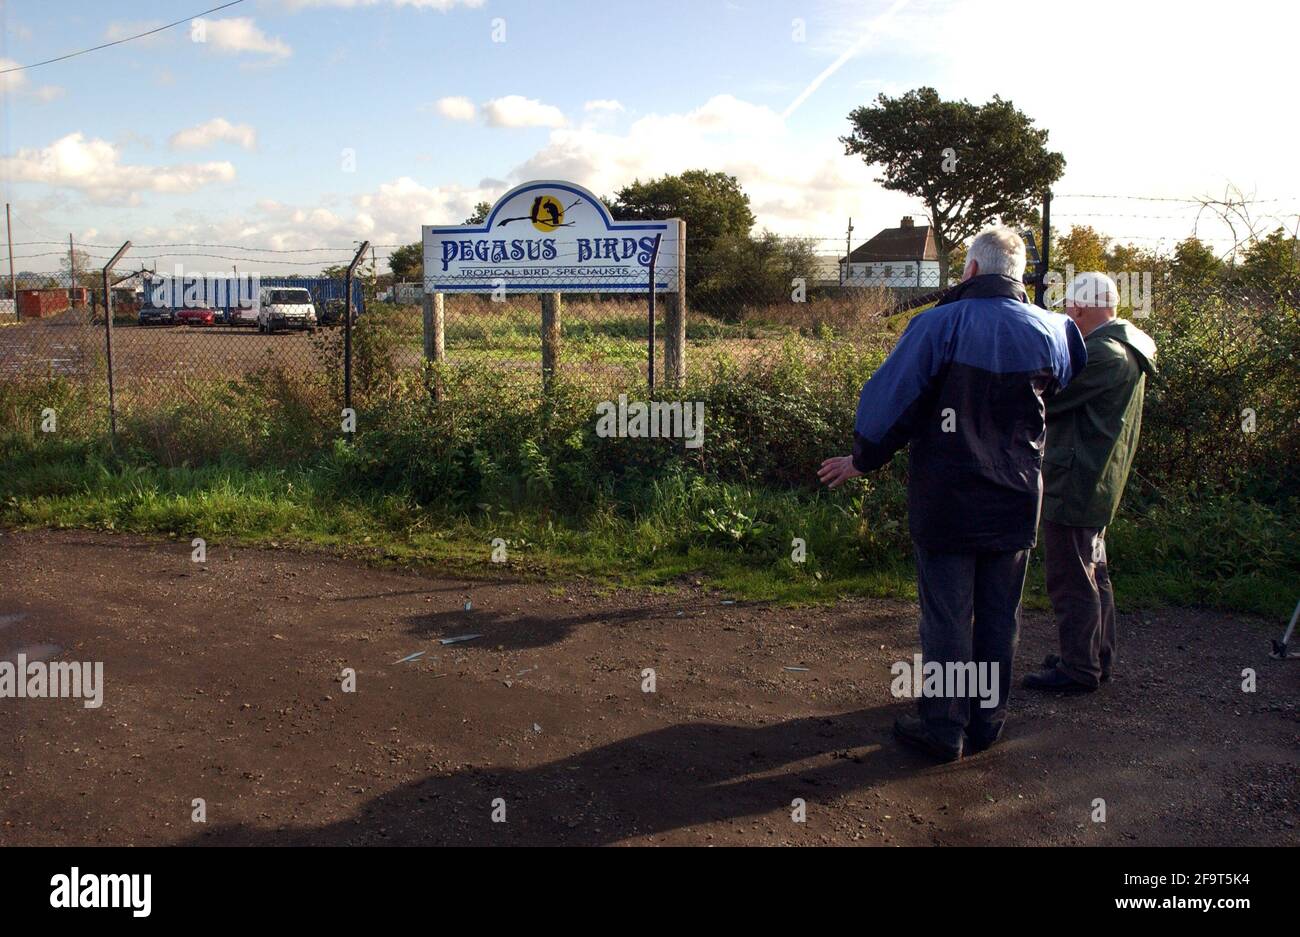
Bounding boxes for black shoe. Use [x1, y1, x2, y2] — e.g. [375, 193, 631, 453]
[964, 731, 1003, 755]
[1022, 667, 1097, 693]
[893, 715, 962, 763]
[1040, 653, 1110, 683]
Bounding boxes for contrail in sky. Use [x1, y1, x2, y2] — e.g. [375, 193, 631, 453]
[782, 0, 914, 120]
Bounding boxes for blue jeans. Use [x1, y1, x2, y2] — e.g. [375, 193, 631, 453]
[913, 544, 1030, 751]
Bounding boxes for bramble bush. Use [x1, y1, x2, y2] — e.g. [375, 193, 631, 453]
[0, 268, 1295, 614]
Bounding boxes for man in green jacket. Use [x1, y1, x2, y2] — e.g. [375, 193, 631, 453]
[1024, 272, 1157, 692]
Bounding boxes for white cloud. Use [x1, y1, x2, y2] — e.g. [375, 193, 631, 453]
[0, 59, 27, 93]
[153, 92, 890, 245]
[32, 0, 1299, 264]
[196, 17, 292, 59]
[790, 0, 1300, 252]
[63, 177, 502, 271]
[355, 176, 500, 238]
[434, 96, 477, 121]
[509, 94, 894, 236]
[0, 58, 65, 103]
[583, 99, 624, 113]
[283, 0, 485, 8]
[104, 20, 170, 46]
[0, 133, 236, 204]
[481, 95, 567, 129]
[783, 0, 912, 118]
[169, 118, 258, 151]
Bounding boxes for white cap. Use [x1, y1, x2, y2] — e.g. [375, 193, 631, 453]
[1065, 272, 1119, 308]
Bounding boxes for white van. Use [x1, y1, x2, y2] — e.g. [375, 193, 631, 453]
[257, 286, 318, 333]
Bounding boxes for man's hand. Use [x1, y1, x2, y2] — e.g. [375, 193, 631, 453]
[818, 455, 864, 489]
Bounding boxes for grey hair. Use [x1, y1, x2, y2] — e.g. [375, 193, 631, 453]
[966, 225, 1027, 280]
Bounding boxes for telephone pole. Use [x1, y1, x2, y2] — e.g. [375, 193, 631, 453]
[5, 203, 15, 309]
[843, 217, 854, 286]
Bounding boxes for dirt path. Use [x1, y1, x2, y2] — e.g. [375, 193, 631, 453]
[0, 529, 1294, 846]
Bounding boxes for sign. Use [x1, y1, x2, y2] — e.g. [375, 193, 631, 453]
[423, 180, 681, 294]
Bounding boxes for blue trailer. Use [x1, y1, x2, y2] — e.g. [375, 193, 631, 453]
[140, 273, 366, 325]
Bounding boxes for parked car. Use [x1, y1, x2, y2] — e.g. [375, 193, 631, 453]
[176, 307, 217, 327]
[257, 287, 318, 333]
[138, 306, 175, 326]
[318, 298, 349, 327]
[228, 304, 258, 327]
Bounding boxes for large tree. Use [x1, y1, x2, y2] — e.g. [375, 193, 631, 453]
[607, 170, 756, 302]
[60, 247, 99, 289]
[1054, 225, 1109, 273]
[1238, 228, 1300, 288]
[388, 242, 423, 282]
[1170, 237, 1221, 290]
[608, 170, 754, 245]
[842, 87, 1064, 288]
[464, 201, 492, 225]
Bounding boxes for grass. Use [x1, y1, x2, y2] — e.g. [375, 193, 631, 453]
[2, 286, 1295, 624]
[0, 439, 910, 604]
[1, 436, 1293, 621]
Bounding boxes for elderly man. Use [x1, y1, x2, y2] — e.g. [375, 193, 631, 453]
[1023, 272, 1157, 692]
[820, 226, 1086, 762]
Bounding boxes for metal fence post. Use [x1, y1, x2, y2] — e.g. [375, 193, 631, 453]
[344, 240, 369, 415]
[662, 219, 687, 388]
[5, 203, 15, 313]
[646, 235, 662, 395]
[101, 241, 132, 441]
[1036, 189, 1052, 308]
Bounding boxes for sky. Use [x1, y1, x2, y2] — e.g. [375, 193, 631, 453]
[1, 0, 1297, 274]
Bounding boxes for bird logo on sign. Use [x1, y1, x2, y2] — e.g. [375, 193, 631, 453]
[497, 194, 580, 231]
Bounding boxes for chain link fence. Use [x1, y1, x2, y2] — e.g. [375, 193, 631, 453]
[0, 238, 941, 392]
[2, 234, 1296, 499]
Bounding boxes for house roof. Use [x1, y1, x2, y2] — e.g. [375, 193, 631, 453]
[845, 217, 939, 264]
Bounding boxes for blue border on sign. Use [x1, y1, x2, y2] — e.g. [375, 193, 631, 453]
[423, 180, 678, 293]
[423, 180, 675, 236]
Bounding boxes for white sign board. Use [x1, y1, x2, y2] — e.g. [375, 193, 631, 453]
[423, 180, 680, 294]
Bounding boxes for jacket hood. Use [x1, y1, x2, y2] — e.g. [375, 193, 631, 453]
[1097, 318, 1157, 376]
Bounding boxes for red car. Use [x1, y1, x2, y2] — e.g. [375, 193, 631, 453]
[176, 307, 216, 327]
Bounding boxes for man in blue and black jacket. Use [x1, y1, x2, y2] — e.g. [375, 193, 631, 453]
[819, 226, 1086, 762]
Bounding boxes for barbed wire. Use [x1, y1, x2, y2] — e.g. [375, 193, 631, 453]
[13, 240, 363, 254]
[1056, 193, 1300, 203]
[7, 190, 1294, 278]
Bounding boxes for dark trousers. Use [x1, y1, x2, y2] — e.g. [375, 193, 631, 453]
[913, 544, 1030, 751]
[1042, 520, 1115, 687]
